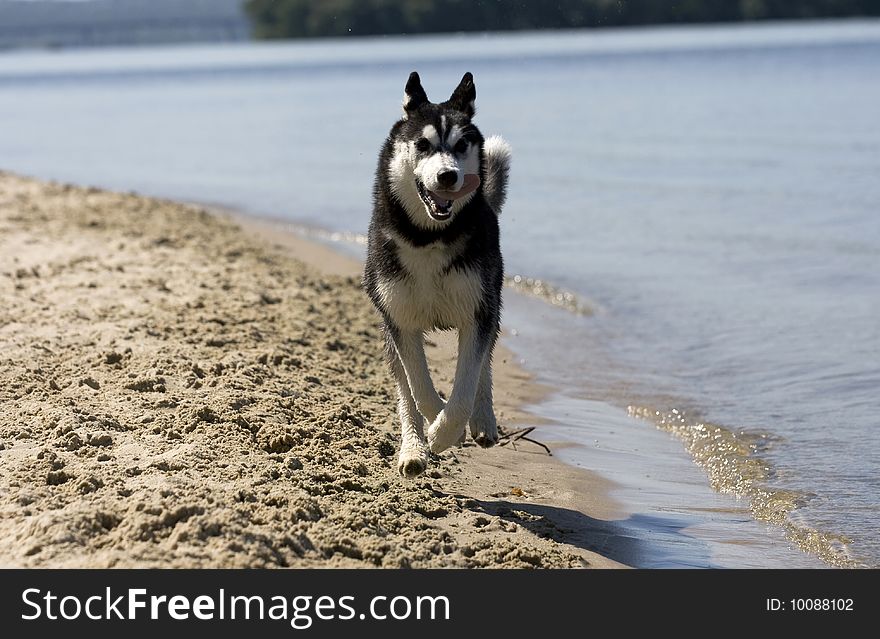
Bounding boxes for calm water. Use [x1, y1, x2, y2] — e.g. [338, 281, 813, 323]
[1, 20, 878, 567]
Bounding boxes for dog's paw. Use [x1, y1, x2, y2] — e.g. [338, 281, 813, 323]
[473, 432, 498, 448]
[427, 411, 466, 454]
[397, 444, 429, 479]
[469, 412, 498, 448]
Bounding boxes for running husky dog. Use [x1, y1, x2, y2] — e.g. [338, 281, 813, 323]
[364, 71, 511, 478]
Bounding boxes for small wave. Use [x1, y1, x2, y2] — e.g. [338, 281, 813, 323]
[504, 275, 593, 316]
[627, 405, 860, 568]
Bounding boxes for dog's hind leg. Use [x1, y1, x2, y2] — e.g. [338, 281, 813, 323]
[386, 335, 429, 478]
[427, 325, 491, 454]
[469, 351, 499, 448]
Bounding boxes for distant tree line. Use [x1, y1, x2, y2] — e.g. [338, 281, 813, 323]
[244, 0, 880, 39]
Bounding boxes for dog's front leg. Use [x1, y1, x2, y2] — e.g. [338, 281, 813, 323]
[391, 329, 446, 423]
[388, 350, 429, 478]
[385, 330, 433, 478]
[427, 325, 488, 453]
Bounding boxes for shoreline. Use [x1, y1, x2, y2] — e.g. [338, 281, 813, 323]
[235, 213, 837, 569]
[0, 173, 626, 568]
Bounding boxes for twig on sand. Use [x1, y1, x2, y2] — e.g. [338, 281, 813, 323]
[497, 426, 552, 456]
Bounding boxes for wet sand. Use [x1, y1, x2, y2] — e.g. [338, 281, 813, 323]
[0, 173, 624, 568]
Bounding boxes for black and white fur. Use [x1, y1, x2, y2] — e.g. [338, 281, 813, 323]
[364, 71, 511, 478]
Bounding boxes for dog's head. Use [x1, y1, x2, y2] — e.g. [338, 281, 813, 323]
[387, 71, 484, 227]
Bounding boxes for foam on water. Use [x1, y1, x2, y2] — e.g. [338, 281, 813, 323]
[628, 406, 858, 567]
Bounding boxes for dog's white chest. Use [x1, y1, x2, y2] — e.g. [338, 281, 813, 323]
[378, 242, 482, 331]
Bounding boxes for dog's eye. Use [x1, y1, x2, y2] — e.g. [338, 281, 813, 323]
[454, 139, 469, 154]
[415, 139, 432, 153]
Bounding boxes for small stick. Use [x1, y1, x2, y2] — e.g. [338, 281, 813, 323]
[516, 435, 552, 456]
[498, 426, 534, 441]
[497, 426, 552, 456]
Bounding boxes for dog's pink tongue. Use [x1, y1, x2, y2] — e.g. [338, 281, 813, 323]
[430, 174, 480, 201]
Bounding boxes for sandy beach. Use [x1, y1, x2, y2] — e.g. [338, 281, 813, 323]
[0, 173, 624, 568]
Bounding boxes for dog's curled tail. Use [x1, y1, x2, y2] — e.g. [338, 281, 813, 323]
[482, 135, 511, 215]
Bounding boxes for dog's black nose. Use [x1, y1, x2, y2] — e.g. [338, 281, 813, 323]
[436, 170, 458, 188]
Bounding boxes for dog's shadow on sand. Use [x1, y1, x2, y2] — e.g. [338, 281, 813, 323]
[472, 499, 719, 569]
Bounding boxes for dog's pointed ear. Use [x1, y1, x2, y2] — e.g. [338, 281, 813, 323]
[446, 72, 476, 118]
[402, 71, 428, 119]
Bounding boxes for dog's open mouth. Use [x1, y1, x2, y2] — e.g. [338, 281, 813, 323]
[415, 174, 481, 222]
[416, 180, 454, 221]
